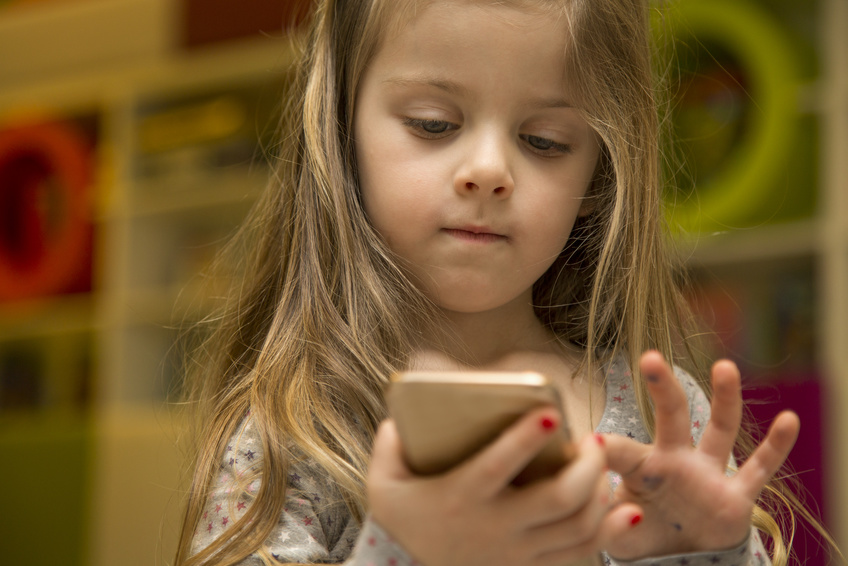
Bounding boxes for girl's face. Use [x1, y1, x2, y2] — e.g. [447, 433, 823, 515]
[354, 0, 600, 317]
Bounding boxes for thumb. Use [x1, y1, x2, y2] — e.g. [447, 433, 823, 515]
[369, 419, 414, 482]
[602, 432, 651, 477]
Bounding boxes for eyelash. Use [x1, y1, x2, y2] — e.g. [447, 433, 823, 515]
[520, 134, 573, 156]
[402, 118, 572, 156]
[402, 118, 457, 138]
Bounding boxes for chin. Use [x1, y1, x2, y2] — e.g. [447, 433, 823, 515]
[432, 294, 526, 317]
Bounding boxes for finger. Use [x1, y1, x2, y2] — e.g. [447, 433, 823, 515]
[736, 410, 800, 500]
[602, 432, 651, 479]
[596, 501, 646, 560]
[523, 470, 610, 548]
[455, 406, 563, 499]
[510, 433, 607, 527]
[533, 537, 604, 566]
[640, 350, 692, 448]
[697, 360, 742, 464]
[369, 419, 414, 482]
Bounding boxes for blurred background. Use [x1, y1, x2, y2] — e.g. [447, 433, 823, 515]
[0, 0, 845, 564]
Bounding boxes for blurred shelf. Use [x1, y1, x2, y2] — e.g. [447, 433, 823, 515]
[676, 219, 819, 267]
[0, 294, 96, 342]
[0, 34, 295, 111]
[130, 167, 266, 217]
[121, 280, 229, 326]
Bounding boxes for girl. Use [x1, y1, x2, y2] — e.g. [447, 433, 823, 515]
[175, 0, 821, 564]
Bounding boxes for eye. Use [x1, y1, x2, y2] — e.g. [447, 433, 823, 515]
[520, 134, 572, 156]
[403, 118, 459, 139]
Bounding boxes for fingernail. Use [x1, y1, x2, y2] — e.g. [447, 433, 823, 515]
[630, 513, 643, 527]
[540, 417, 557, 431]
[594, 433, 605, 446]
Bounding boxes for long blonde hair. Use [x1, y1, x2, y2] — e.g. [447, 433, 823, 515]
[174, 1, 828, 564]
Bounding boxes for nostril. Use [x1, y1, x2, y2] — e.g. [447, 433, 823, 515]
[493, 186, 505, 194]
[465, 182, 477, 190]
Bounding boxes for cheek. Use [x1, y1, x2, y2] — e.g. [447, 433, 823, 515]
[523, 195, 586, 262]
[358, 155, 436, 248]
[357, 137, 441, 232]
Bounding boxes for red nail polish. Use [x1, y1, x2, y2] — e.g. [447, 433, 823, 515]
[630, 513, 643, 527]
[540, 417, 557, 431]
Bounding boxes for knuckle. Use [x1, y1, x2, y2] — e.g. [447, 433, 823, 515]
[476, 455, 508, 484]
[550, 483, 577, 512]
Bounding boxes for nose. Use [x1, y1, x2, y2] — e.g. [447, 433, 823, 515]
[454, 128, 514, 198]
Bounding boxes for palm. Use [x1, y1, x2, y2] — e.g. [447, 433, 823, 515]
[603, 352, 799, 561]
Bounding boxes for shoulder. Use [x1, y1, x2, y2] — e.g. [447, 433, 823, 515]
[191, 413, 358, 562]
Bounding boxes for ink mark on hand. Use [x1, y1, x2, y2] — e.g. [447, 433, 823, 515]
[642, 475, 664, 490]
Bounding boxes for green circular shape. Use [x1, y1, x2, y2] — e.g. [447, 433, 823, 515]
[663, 0, 800, 233]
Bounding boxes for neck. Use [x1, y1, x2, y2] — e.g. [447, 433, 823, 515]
[416, 292, 558, 369]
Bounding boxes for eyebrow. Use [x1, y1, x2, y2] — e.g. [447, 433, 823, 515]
[382, 75, 574, 109]
[383, 76, 469, 97]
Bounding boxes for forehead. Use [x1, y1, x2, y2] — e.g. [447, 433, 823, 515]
[365, 0, 572, 101]
[375, 0, 566, 45]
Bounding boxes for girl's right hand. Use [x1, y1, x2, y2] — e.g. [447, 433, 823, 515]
[368, 409, 639, 566]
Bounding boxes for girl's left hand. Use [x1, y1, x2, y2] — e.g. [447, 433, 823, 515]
[601, 351, 800, 561]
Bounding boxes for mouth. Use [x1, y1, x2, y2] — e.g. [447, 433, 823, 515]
[442, 226, 508, 243]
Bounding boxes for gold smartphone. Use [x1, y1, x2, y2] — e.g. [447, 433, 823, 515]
[386, 370, 576, 486]
[387, 371, 604, 566]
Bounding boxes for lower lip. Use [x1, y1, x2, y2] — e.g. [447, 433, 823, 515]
[443, 229, 507, 243]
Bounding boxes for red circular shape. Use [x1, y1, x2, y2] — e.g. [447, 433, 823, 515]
[0, 121, 92, 300]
